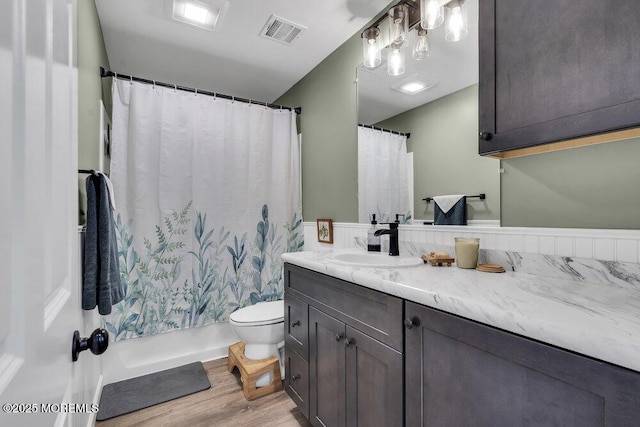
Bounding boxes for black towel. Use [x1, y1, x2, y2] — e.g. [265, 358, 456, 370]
[83, 174, 124, 314]
[434, 196, 467, 225]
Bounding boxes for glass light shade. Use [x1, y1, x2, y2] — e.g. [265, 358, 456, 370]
[420, 0, 444, 30]
[388, 4, 409, 47]
[413, 28, 430, 60]
[387, 47, 405, 76]
[446, 1, 468, 42]
[362, 28, 382, 68]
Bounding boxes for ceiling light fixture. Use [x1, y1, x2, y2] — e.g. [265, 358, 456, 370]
[391, 73, 438, 95]
[361, 0, 467, 76]
[172, 0, 229, 31]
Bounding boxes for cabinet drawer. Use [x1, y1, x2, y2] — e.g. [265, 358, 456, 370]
[285, 346, 309, 420]
[285, 294, 308, 360]
[284, 264, 403, 352]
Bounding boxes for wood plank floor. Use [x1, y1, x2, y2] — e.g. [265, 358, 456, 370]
[96, 358, 312, 427]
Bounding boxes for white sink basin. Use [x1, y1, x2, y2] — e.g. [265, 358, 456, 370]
[327, 252, 424, 268]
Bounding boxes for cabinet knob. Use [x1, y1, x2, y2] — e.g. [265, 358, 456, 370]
[404, 317, 420, 329]
[335, 333, 344, 342]
[291, 374, 301, 382]
[343, 337, 354, 348]
[479, 131, 493, 141]
[291, 320, 301, 328]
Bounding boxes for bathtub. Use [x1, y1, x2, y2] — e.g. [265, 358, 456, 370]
[101, 322, 238, 384]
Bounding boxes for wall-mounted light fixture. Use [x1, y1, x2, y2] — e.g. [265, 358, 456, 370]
[362, 28, 382, 68]
[445, 0, 468, 42]
[361, 0, 468, 76]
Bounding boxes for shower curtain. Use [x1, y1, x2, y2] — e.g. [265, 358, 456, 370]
[358, 126, 411, 223]
[105, 80, 303, 341]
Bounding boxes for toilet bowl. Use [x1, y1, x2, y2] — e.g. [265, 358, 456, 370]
[229, 300, 284, 387]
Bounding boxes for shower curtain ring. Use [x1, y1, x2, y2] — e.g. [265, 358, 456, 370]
[194, 88, 198, 96]
[213, 92, 216, 101]
[174, 84, 177, 93]
[152, 80, 156, 89]
[249, 99, 252, 107]
[232, 96, 235, 103]
[114, 72, 118, 80]
[129, 75, 133, 85]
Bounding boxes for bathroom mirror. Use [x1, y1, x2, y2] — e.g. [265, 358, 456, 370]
[357, 0, 501, 224]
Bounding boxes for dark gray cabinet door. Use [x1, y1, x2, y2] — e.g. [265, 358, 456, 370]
[479, 0, 640, 154]
[345, 326, 402, 427]
[405, 301, 640, 426]
[309, 307, 346, 427]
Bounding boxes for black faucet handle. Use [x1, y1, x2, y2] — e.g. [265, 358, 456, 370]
[380, 222, 399, 229]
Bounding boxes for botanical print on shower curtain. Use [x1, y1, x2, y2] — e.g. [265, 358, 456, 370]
[358, 126, 412, 224]
[105, 80, 303, 341]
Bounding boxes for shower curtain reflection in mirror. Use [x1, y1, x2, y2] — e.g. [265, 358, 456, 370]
[105, 79, 303, 341]
[358, 126, 412, 224]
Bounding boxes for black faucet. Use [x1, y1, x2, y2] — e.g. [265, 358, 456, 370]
[374, 223, 399, 256]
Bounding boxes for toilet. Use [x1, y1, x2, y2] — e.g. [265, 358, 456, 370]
[229, 300, 285, 387]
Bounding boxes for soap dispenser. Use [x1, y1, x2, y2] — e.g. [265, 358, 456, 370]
[367, 214, 381, 252]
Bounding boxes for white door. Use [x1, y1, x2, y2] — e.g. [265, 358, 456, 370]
[0, 0, 86, 426]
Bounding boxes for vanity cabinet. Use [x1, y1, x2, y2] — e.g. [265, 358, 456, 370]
[284, 264, 403, 427]
[405, 301, 640, 426]
[479, 0, 640, 155]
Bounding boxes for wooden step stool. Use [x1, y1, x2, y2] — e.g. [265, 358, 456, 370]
[227, 341, 282, 401]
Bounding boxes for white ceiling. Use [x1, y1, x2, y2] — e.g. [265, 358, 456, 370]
[95, 0, 477, 120]
[95, 0, 393, 103]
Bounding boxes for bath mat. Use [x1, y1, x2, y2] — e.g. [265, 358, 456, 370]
[96, 361, 211, 421]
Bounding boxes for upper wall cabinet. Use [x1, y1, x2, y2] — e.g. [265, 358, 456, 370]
[479, 0, 640, 156]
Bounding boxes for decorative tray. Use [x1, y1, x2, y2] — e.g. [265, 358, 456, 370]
[422, 253, 455, 267]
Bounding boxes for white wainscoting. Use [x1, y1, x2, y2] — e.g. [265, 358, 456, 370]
[302, 222, 640, 263]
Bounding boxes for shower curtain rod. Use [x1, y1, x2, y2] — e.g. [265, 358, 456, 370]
[358, 123, 410, 139]
[100, 67, 302, 115]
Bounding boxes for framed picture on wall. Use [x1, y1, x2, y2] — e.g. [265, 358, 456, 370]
[317, 219, 333, 244]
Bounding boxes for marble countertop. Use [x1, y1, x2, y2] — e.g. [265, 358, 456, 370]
[282, 250, 640, 373]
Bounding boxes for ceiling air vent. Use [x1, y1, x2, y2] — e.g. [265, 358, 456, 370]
[259, 14, 306, 45]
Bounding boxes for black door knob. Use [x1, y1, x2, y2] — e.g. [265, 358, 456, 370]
[335, 333, 344, 342]
[291, 374, 301, 382]
[479, 132, 493, 141]
[343, 337, 354, 348]
[72, 328, 109, 362]
[291, 320, 301, 328]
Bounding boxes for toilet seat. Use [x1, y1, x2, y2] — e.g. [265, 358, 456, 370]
[229, 300, 284, 326]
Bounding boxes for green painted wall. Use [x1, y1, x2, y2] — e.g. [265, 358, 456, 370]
[77, 0, 110, 223]
[501, 138, 640, 229]
[376, 85, 500, 222]
[276, 34, 362, 222]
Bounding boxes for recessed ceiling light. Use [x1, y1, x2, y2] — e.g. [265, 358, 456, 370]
[183, 3, 209, 24]
[172, 0, 229, 31]
[391, 73, 438, 95]
[401, 82, 427, 93]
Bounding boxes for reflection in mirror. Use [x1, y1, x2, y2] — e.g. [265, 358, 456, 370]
[358, 125, 412, 224]
[357, 0, 501, 225]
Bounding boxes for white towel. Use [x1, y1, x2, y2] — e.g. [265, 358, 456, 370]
[98, 172, 117, 211]
[433, 195, 465, 214]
